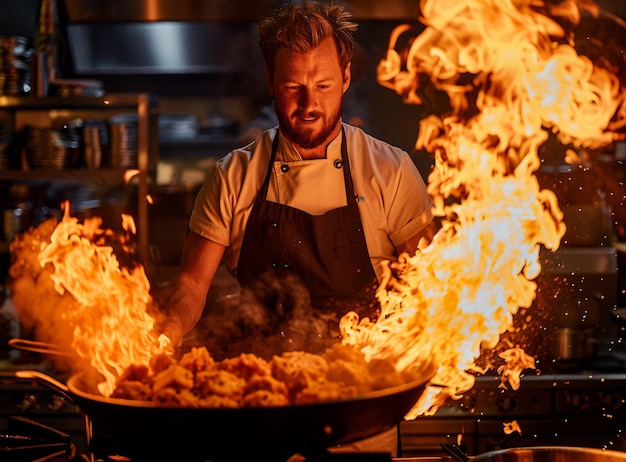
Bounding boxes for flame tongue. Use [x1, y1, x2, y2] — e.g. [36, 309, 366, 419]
[38, 205, 159, 396]
[349, 0, 625, 416]
[340, 144, 562, 413]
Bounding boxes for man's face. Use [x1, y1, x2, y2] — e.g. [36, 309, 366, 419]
[268, 36, 351, 153]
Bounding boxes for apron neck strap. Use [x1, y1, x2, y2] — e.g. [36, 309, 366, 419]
[260, 127, 356, 204]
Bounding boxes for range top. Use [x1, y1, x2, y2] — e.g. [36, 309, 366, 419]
[400, 370, 626, 457]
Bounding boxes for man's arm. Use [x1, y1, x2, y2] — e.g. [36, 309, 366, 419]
[157, 231, 226, 346]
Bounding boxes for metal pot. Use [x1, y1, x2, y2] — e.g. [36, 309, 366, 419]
[2, 363, 436, 461]
[551, 327, 597, 362]
[472, 446, 626, 462]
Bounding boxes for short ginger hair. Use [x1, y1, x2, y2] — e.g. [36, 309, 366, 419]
[257, 1, 358, 79]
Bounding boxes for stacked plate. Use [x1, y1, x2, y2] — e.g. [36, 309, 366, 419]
[0, 130, 15, 170]
[24, 125, 80, 170]
[109, 113, 138, 168]
[0, 36, 31, 96]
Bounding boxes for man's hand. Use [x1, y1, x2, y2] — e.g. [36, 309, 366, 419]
[159, 315, 185, 348]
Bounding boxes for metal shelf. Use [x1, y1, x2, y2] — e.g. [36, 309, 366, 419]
[0, 93, 159, 258]
[0, 94, 158, 110]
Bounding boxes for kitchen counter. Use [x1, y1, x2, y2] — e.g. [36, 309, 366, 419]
[400, 371, 626, 457]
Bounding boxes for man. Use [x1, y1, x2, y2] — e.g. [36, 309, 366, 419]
[159, 1, 435, 455]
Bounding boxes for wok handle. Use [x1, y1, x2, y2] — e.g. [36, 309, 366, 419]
[0, 369, 71, 398]
[8, 338, 75, 357]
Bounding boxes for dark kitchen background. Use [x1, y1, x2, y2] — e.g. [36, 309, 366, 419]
[0, 0, 625, 460]
[0, 0, 446, 273]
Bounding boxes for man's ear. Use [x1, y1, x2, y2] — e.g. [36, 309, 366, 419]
[342, 62, 352, 95]
[265, 67, 274, 98]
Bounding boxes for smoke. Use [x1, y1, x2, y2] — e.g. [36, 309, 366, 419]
[183, 271, 340, 361]
[6, 218, 90, 372]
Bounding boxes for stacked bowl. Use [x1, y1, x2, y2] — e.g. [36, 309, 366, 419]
[24, 125, 80, 170]
[109, 113, 138, 168]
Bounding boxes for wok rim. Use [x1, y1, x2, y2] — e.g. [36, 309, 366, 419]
[66, 360, 438, 409]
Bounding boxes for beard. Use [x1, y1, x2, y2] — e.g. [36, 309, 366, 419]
[274, 102, 342, 150]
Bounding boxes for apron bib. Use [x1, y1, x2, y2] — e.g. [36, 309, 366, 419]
[237, 129, 379, 320]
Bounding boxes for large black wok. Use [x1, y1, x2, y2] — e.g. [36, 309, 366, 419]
[9, 363, 436, 461]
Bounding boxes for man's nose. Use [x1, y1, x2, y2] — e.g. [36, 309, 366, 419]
[298, 88, 316, 111]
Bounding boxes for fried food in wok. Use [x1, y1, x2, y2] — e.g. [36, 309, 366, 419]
[111, 343, 422, 408]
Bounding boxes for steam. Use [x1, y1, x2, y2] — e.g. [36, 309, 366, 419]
[184, 272, 340, 361]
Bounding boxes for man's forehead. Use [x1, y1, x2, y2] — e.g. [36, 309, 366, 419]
[274, 44, 340, 73]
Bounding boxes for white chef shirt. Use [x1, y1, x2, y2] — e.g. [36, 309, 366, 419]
[189, 123, 433, 282]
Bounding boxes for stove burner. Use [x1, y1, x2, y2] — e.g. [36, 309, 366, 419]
[1, 415, 76, 461]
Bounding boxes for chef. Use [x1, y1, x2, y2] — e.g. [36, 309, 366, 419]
[159, 1, 436, 456]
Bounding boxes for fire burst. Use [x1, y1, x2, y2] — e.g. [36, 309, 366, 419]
[6, 0, 625, 415]
[38, 207, 161, 396]
[341, 0, 625, 417]
[8, 204, 161, 396]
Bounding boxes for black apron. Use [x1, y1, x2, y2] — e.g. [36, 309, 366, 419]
[237, 129, 379, 321]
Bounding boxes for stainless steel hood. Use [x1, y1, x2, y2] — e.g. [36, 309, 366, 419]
[63, 0, 282, 22]
[62, 0, 421, 22]
[59, 0, 421, 78]
[60, 0, 276, 77]
[65, 22, 255, 75]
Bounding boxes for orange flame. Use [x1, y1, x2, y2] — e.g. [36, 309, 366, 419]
[345, 0, 625, 417]
[37, 203, 161, 395]
[6, 0, 624, 417]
